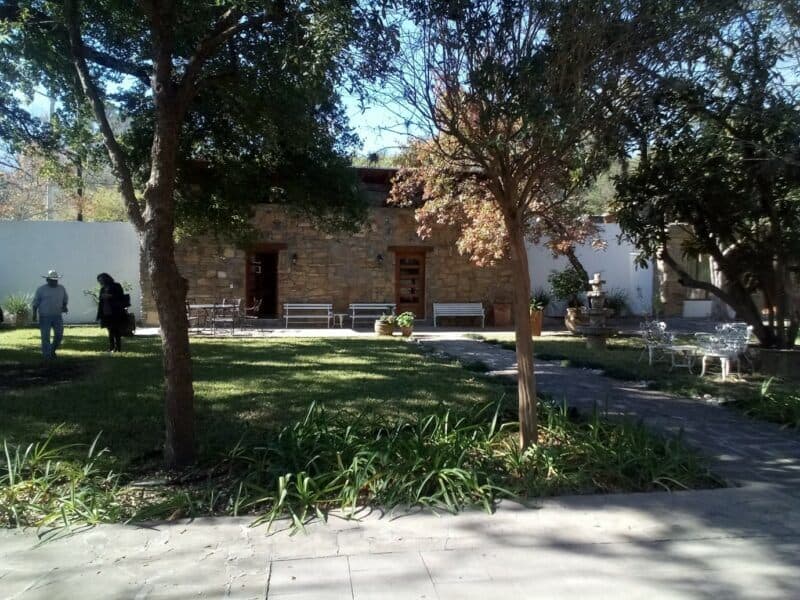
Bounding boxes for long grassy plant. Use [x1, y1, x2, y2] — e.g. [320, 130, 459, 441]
[2, 402, 721, 534]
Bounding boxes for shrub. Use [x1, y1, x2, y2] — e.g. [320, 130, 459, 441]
[605, 288, 629, 316]
[3, 293, 33, 317]
[395, 312, 415, 328]
[547, 268, 586, 308]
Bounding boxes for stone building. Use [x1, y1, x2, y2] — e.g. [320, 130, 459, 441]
[140, 168, 515, 325]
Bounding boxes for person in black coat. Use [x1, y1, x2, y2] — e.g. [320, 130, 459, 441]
[96, 273, 126, 352]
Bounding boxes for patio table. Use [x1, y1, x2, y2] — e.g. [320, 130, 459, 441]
[187, 303, 224, 328]
[667, 344, 700, 373]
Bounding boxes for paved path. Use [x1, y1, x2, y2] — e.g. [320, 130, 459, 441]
[3, 334, 800, 599]
[419, 335, 800, 494]
[3, 486, 800, 599]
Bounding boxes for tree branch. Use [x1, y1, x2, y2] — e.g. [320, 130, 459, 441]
[1, 1, 150, 86]
[82, 46, 150, 86]
[177, 8, 279, 112]
[64, 0, 145, 231]
[659, 244, 739, 308]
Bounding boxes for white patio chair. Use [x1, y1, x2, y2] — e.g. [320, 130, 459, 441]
[639, 321, 675, 365]
[694, 323, 753, 381]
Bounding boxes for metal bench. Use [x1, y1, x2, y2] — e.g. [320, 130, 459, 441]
[283, 303, 333, 328]
[348, 303, 396, 327]
[433, 302, 485, 327]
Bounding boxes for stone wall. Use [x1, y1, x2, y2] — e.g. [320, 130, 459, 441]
[655, 225, 691, 317]
[140, 204, 515, 325]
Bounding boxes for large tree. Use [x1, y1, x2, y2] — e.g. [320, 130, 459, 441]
[1, 1, 395, 466]
[386, 0, 709, 448]
[615, 1, 800, 348]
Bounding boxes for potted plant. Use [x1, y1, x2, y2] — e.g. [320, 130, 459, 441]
[3, 293, 33, 327]
[395, 311, 415, 337]
[374, 314, 396, 336]
[529, 288, 550, 337]
[547, 268, 586, 333]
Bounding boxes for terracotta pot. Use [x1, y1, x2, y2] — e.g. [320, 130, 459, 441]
[15, 311, 29, 327]
[492, 302, 513, 327]
[529, 309, 543, 337]
[564, 307, 585, 334]
[374, 320, 394, 336]
[400, 326, 413, 337]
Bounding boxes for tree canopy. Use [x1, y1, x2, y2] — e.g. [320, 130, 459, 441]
[382, 0, 722, 448]
[1, 0, 397, 466]
[614, 1, 800, 348]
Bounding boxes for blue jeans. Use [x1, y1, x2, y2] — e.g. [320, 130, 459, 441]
[39, 315, 64, 358]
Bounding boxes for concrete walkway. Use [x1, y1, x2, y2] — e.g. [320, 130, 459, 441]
[419, 335, 800, 493]
[3, 486, 800, 599]
[3, 334, 800, 598]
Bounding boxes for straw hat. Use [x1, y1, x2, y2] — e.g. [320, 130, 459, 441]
[42, 269, 62, 280]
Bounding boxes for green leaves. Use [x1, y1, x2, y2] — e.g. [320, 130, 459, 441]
[1, 399, 719, 534]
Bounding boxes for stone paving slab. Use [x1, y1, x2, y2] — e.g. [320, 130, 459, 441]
[3, 485, 800, 599]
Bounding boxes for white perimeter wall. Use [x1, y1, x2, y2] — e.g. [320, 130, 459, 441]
[0, 221, 141, 324]
[526, 223, 653, 316]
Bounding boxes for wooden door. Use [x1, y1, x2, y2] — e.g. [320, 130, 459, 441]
[395, 252, 426, 318]
[245, 252, 279, 317]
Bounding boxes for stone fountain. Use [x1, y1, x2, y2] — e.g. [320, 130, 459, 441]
[575, 273, 617, 350]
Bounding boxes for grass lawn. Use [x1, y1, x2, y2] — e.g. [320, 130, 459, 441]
[476, 333, 800, 429]
[0, 326, 500, 468]
[1, 326, 721, 530]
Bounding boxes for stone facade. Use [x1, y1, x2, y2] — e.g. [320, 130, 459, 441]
[140, 171, 515, 325]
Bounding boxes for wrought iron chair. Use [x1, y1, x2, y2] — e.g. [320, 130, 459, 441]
[241, 298, 263, 331]
[639, 320, 675, 365]
[210, 298, 242, 335]
[694, 323, 753, 381]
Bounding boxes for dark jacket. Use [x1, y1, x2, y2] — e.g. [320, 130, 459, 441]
[97, 282, 126, 328]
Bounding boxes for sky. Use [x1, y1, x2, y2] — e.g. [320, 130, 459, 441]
[342, 94, 412, 157]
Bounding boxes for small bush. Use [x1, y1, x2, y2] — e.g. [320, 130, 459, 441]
[548, 268, 586, 308]
[735, 380, 800, 428]
[604, 288, 629, 316]
[2, 293, 33, 319]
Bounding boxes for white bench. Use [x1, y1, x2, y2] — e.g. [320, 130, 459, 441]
[433, 303, 485, 328]
[349, 303, 396, 327]
[283, 303, 333, 328]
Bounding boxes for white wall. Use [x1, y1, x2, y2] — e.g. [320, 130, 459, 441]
[526, 223, 653, 316]
[0, 221, 141, 324]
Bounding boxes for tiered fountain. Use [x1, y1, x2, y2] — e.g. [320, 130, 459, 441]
[575, 273, 617, 350]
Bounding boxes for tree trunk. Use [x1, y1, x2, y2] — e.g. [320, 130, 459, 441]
[143, 202, 195, 468]
[508, 220, 537, 449]
[564, 247, 591, 291]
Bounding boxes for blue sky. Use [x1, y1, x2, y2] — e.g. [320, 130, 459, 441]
[342, 94, 411, 156]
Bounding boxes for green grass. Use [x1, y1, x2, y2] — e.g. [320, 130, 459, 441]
[1, 327, 499, 469]
[0, 326, 721, 531]
[477, 333, 799, 428]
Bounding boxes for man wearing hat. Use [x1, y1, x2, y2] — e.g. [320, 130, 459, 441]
[32, 269, 69, 359]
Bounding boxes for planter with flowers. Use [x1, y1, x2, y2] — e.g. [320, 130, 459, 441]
[374, 314, 396, 336]
[396, 311, 415, 337]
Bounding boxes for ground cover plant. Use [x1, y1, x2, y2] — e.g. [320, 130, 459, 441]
[476, 334, 799, 429]
[1, 327, 719, 533]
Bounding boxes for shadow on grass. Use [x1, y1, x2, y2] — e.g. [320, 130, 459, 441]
[1, 329, 507, 470]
